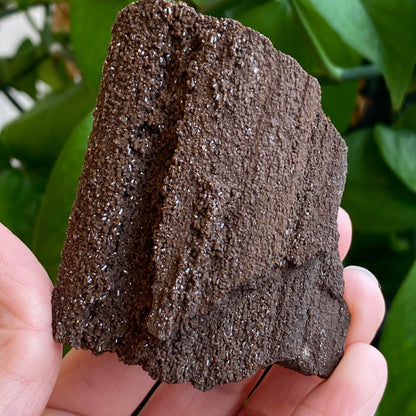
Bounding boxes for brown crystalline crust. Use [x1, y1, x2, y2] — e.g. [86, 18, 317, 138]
[52, 0, 350, 391]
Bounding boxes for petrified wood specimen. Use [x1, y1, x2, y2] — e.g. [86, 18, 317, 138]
[52, 0, 350, 391]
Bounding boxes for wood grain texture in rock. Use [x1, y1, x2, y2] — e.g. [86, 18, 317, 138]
[52, 0, 350, 391]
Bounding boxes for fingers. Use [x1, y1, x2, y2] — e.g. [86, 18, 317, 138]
[45, 349, 155, 416]
[138, 372, 262, 416]
[0, 224, 61, 415]
[292, 343, 387, 416]
[237, 367, 322, 416]
[338, 207, 352, 261]
[343, 266, 385, 346]
[47, 347, 261, 416]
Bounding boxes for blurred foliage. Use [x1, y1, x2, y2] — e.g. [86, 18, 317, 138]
[0, 0, 415, 413]
[379, 259, 416, 415]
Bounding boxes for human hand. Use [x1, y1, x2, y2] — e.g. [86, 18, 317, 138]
[0, 209, 387, 416]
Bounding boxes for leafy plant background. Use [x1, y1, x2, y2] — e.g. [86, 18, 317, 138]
[1, 0, 416, 414]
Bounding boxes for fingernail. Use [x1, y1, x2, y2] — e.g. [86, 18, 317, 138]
[345, 265, 381, 288]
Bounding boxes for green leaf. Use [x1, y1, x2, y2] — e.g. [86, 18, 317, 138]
[295, 0, 416, 108]
[341, 128, 416, 232]
[191, 0, 221, 5]
[11, 68, 37, 98]
[0, 81, 95, 168]
[0, 141, 10, 169]
[5, 38, 42, 76]
[321, 80, 358, 134]
[395, 103, 416, 131]
[205, 0, 271, 18]
[291, 0, 361, 75]
[379, 260, 416, 415]
[37, 57, 73, 92]
[345, 230, 415, 301]
[70, 0, 131, 91]
[0, 167, 45, 245]
[33, 113, 93, 282]
[0, 38, 45, 98]
[375, 125, 416, 193]
[236, 0, 317, 73]
[16, 0, 62, 6]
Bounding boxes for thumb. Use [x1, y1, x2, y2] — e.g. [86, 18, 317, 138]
[0, 224, 61, 416]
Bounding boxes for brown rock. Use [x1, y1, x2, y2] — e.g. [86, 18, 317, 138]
[52, 0, 350, 391]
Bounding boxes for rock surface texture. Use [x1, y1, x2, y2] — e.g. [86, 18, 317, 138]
[52, 0, 350, 391]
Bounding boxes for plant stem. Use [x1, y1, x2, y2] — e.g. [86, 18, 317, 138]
[24, 9, 41, 36]
[0, 6, 19, 20]
[289, 0, 343, 80]
[340, 64, 382, 81]
[0, 87, 25, 112]
[183, 0, 200, 9]
[41, 2, 53, 47]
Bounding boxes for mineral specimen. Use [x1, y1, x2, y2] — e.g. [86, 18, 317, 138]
[52, 0, 350, 391]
